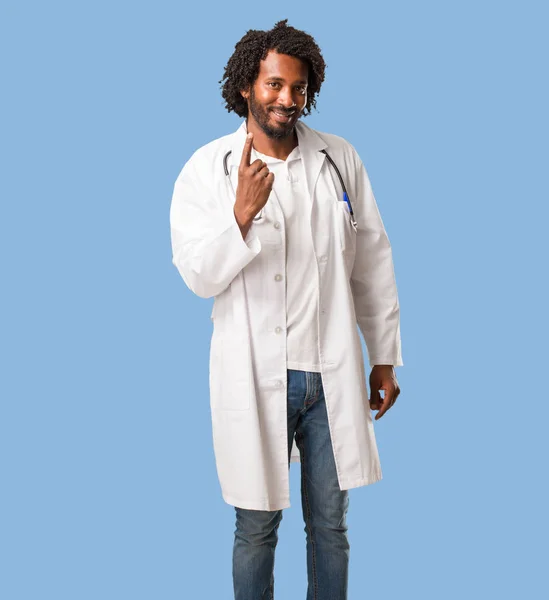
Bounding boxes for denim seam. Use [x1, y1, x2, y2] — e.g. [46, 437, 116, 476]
[299, 432, 318, 600]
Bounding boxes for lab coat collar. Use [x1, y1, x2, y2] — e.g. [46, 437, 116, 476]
[228, 119, 328, 199]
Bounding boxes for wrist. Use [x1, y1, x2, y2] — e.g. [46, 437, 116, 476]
[234, 205, 253, 228]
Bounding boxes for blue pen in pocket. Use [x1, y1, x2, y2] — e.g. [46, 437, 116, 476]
[343, 192, 358, 232]
[343, 192, 352, 213]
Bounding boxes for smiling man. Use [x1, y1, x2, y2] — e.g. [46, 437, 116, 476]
[170, 19, 403, 600]
[245, 54, 306, 138]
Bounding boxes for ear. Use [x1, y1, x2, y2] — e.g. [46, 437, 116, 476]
[240, 87, 250, 100]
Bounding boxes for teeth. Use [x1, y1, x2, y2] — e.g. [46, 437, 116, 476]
[273, 110, 294, 117]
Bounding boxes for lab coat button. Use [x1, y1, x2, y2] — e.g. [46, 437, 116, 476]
[275, 380, 282, 387]
[319, 255, 327, 262]
[274, 274, 283, 281]
[274, 222, 281, 229]
[275, 326, 282, 334]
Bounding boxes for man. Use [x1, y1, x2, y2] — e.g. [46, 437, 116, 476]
[170, 19, 403, 600]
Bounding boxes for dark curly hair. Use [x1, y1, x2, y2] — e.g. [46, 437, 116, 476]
[219, 19, 326, 118]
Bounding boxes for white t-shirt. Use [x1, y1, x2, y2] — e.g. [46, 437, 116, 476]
[251, 145, 321, 373]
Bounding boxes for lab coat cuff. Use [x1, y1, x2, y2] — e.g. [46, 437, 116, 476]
[211, 215, 261, 275]
[369, 358, 404, 368]
[228, 216, 261, 255]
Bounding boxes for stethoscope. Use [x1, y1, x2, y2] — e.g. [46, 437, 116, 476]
[223, 148, 357, 229]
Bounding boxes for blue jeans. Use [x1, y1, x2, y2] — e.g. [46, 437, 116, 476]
[232, 369, 350, 600]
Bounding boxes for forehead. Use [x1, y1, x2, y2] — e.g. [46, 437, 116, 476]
[257, 50, 308, 81]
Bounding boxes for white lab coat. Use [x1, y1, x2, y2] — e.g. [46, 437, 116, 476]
[170, 120, 403, 511]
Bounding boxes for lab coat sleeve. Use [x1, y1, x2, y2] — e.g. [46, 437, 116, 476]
[170, 156, 262, 299]
[349, 149, 403, 367]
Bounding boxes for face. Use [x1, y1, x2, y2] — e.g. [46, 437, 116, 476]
[242, 50, 309, 140]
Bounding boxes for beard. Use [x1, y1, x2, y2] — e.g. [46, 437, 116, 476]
[248, 87, 299, 140]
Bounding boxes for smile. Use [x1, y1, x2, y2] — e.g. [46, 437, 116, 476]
[271, 109, 295, 123]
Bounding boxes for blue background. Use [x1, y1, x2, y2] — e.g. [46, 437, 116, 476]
[2, 1, 548, 598]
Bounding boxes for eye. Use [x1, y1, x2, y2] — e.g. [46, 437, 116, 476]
[296, 86, 307, 94]
[268, 82, 281, 89]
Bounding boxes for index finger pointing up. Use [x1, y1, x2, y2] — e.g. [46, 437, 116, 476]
[240, 132, 253, 168]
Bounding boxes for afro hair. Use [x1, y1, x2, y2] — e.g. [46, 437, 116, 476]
[219, 19, 326, 118]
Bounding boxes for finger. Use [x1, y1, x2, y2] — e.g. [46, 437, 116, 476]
[265, 172, 275, 187]
[374, 405, 388, 420]
[250, 159, 266, 175]
[240, 132, 253, 168]
[375, 396, 387, 419]
[375, 391, 394, 420]
[383, 388, 395, 408]
[388, 385, 401, 407]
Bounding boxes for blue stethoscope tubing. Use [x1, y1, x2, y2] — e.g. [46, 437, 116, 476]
[223, 149, 358, 228]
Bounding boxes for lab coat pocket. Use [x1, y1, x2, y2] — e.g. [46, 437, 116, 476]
[216, 334, 251, 410]
[335, 200, 357, 256]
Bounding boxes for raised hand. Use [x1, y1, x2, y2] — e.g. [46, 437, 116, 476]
[234, 132, 275, 226]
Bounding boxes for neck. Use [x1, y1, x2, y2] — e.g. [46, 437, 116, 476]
[245, 118, 298, 161]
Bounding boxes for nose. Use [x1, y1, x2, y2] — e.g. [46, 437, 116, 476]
[277, 87, 297, 108]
